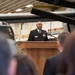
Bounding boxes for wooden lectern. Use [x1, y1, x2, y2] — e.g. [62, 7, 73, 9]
[18, 41, 57, 75]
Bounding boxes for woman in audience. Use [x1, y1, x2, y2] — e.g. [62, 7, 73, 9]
[15, 54, 40, 75]
[59, 30, 75, 75]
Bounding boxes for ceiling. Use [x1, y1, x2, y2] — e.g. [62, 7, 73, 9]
[0, 0, 74, 23]
[0, 0, 72, 14]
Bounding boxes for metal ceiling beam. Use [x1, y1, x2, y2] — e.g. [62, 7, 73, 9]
[31, 8, 75, 25]
[0, 10, 74, 23]
[37, 0, 75, 8]
[33, 5, 60, 9]
[0, 11, 74, 17]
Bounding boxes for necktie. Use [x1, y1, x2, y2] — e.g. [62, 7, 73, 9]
[39, 30, 41, 33]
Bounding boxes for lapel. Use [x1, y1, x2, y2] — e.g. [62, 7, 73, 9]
[35, 29, 38, 34]
[35, 29, 43, 36]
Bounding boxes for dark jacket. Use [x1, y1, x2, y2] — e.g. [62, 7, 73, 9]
[43, 53, 63, 75]
[28, 29, 48, 41]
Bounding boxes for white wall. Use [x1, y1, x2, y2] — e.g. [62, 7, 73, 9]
[10, 21, 64, 41]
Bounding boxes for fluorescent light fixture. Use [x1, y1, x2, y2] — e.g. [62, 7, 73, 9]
[8, 12, 12, 14]
[16, 8, 23, 12]
[25, 4, 33, 8]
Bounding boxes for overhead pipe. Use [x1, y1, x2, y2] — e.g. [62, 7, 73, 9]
[31, 8, 75, 25]
[0, 11, 75, 23]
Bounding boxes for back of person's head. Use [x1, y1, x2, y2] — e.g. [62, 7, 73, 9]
[57, 32, 70, 52]
[57, 32, 70, 47]
[0, 35, 11, 75]
[15, 54, 39, 75]
[64, 30, 75, 75]
[58, 30, 75, 75]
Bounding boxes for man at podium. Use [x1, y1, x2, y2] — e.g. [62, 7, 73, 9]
[28, 21, 48, 41]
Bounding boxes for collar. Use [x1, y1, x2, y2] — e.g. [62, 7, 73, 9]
[37, 29, 41, 33]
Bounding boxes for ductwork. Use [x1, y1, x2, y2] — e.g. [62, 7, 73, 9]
[0, 11, 75, 23]
[31, 8, 75, 25]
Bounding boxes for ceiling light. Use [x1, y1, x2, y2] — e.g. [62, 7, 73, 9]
[16, 8, 23, 12]
[8, 12, 12, 14]
[25, 4, 33, 8]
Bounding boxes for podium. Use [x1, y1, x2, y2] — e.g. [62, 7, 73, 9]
[18, 41, 57, 75]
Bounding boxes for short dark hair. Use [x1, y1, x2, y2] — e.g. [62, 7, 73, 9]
[58, 32, 70, 46]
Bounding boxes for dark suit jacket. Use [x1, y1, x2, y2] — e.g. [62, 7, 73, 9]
[43, 53, 63, 75]
[28, 29, 48, 41]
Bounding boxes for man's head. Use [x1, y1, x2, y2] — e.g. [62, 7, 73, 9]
[57, 32, 70, 52]
[36, 21, 43, 30]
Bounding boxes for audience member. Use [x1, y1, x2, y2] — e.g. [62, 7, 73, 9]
[0, 32, 17, 56]
[59, 30, 75, 75]
[43, 32, 70, 75]
[0, 35, 11, 75]
[14, 54, 40, 75]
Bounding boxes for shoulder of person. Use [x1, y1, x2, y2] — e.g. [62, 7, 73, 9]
[30, 29, 37, 32]
[29, 30, 35, 34]
[7, 39, 17, 56]
[45, 55, 58, 68]
[48, 55, 57, 61]
[47, 54, 60, 63]
[42, 30, 47, 33]
[7, 39, 16, 45]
